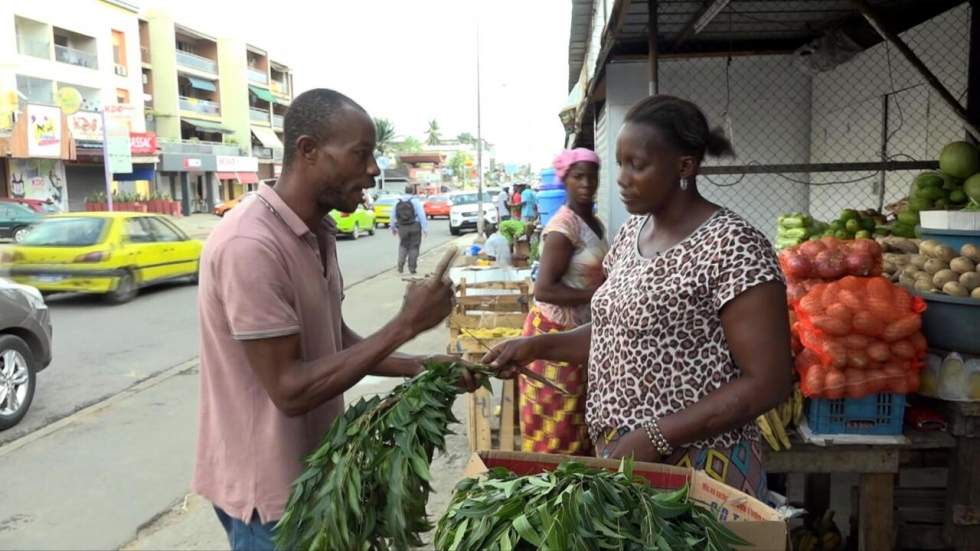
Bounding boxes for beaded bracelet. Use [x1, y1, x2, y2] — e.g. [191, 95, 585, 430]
[643, 418, 674, 457]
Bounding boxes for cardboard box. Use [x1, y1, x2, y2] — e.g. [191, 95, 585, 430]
[463, 451, 788, 550]
[920, 210, 980, 231]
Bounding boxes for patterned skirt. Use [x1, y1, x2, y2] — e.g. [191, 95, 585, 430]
[596, 427, 769, 500]
[518, 306, 592, 456]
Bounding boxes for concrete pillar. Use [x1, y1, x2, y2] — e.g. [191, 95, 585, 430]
[180, 172, 191, 216]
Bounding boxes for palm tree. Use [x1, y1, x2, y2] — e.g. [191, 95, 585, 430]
[456, 132, 476, 145]
[426, 119, 441, 145]
[373, 117, 396, 155]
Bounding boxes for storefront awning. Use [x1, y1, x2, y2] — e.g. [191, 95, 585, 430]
[251, 126, 283, 149]
[217, 172, 258, 184]
[249, 85, 275, 103]
[186, 77, 217, 92]
[184, 119, 234, 134]
[114, 164, 156, 181]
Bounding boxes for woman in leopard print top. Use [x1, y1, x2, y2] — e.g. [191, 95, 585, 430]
[485, 96, 793, 498]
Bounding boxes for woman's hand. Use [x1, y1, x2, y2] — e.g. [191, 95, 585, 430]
[481, 336, 540, 379]
[605, 429, 662, 463]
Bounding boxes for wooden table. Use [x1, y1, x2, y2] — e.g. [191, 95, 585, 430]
[765, 430, 956, 551]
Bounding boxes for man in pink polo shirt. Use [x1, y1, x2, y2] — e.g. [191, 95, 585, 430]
[193, 89, 458, 551]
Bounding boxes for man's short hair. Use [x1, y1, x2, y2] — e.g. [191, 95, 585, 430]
[283, 88, 367, 165]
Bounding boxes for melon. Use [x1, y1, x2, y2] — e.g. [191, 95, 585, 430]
[939, 141, 980, 179]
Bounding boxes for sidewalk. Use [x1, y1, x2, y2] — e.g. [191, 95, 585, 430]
[0, 235, 475, 550]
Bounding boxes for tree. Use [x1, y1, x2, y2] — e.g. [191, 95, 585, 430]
[448, 150, 472, 183]
[426, 119, 441, 145]
[373, 117, 396, 155]
[456, 132, 476, 145]
[394, 136, 423, 154]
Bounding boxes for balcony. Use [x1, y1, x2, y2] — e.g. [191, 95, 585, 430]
[250, 107, 269, 124]
[253, 146, 283, 161]
[247, 68, 268, 84]
[55, 44, 98, 69]
[17, 37, 49, 59]
[272, 114, 284, 129]
[176, 49, 217, 74]
[180, 96, 220, 116]
[270, 80, 289, 97]
[160, 139, 241, 156]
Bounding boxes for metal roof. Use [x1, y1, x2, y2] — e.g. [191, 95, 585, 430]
[568, 0, 967, 88]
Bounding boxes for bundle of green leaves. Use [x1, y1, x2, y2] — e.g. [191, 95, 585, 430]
[275, 361, 491, 551]
[498, 220, 526, 244]
[435, 459, 747, 551]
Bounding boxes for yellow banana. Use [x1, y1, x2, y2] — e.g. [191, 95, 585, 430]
[755, 414, 780, 451]
[768, 409, 792, 450]
[779, 399, 793, 428]
[793, 385, 805, 427]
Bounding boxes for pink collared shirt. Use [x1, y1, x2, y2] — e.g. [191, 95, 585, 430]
[193, 183, 344, 524]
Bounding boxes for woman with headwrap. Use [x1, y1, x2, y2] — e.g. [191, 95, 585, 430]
[519, 147, 608, 455]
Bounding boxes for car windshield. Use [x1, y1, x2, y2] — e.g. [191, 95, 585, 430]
[451, 193, 492, 205]
[5, 204, 37, 218]
[19, 218, 107, 247]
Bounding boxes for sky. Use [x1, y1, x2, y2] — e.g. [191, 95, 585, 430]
[151, 0, 573, 170]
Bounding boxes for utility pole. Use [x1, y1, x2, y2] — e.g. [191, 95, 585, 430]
[476, 18, 485, 237]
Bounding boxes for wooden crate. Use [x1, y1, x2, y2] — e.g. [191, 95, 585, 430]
[447, 278, 530, 453]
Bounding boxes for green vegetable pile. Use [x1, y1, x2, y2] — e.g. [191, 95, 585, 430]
[498, 219, 527, 244]
[275, 361, 489, 551]
[435, 458, 747, 551]
[776, 212, 828, 249]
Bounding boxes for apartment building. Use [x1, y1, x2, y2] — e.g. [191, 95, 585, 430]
[0, 2, 294, 215]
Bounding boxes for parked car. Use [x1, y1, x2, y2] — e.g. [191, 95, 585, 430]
[5, 212, 202, 304]
[214, 196, 242, 217]
[0, 278, 52, 431]
[423, 195, 452, 219]
[0, 202, 44, 242]
[448, 192, 498, 236]
[0, 198, 61, 214]
[329, 206, 376, 239]
[373, 196, 398, 228]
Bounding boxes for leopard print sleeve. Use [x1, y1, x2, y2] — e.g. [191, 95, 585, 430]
[710, 212, 785, 312]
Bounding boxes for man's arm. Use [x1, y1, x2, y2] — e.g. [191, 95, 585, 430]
[342, 321, 423, 378]
[414, 198, 428, 233]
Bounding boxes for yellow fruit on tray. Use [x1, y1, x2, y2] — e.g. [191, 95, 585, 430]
[919, 369, 938, 396]
[969, 373, 980, 401]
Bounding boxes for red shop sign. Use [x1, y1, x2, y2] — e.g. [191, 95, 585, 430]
[130, 132, 157, 155]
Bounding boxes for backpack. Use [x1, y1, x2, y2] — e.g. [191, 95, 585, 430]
[395, 199, 417, 226]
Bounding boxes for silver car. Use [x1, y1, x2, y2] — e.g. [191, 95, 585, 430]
[0, 279, 52, 431]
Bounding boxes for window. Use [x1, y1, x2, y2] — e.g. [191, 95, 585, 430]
[111, 30, 126, 65]
[125, 218, 154, 243]
[144, 217, 184, 242]
[116, 88, 129, 104]
[16, 75, 54, 104]
[20, 218, 107, 247]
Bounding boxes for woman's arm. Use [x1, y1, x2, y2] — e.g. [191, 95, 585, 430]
[609, 281, 793, 459]
[533, 233, 596, 306]
[482, 323, 592, 376]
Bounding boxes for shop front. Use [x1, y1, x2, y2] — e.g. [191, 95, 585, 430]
[1, 103, 75, 211]
[215, 154, 259, 201]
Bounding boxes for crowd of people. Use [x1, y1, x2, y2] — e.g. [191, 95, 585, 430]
[192, 88, 794, 550]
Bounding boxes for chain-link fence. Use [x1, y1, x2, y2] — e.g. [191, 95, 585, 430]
[624, 2, 973, 242]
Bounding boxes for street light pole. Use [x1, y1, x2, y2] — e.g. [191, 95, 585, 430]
[475, 18, 485, 237]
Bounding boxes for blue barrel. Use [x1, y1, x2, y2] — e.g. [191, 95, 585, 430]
[539, 168, 560, 189]
[537, 188, 566, 227]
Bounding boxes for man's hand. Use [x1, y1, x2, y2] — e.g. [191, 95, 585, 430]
[396, 247, 457, 335]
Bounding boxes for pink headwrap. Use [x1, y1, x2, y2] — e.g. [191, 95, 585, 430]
[553, 148, 600, 181]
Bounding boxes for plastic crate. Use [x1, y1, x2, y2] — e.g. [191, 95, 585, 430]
[806, 393, 906, 435]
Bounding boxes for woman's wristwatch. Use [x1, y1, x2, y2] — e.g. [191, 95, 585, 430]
[643, 418, 674, 457]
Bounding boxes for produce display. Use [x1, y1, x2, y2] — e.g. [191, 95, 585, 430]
[776, 213, 829, 249]
[893, 141, 980, 232]
[435, 459, 747, 551]
[498, 219, 527, 243]
[790, 510, 844, 551]
[275, 361, 490, 551]
[822, 209, 886, 240]
[779, 237, 883, 302]
[755, 384, 804, 452]
[892, 240, 980, 300]
[921, 351, 980, 401]
[793, 276, 926, 399]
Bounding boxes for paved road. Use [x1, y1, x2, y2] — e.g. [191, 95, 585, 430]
[0, 219, 458, 445]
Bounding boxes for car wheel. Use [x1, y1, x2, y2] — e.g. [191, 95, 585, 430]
[106, 270, 138, 304]
[450, 223, 461, 236]
[368, 223, 375, 236]
[351, 223, 362, 240]
[0, 335, 36, 431]
[12, 226, 30, 243]
[189, 261, 200, 285]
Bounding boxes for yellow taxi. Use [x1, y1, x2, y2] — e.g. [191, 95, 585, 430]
[372, 196, 398, 228]
[2, 212, 203, 304]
